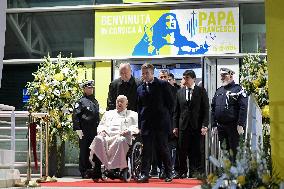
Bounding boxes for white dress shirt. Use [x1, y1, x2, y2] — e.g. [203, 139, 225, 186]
[186, 83, 195, 101]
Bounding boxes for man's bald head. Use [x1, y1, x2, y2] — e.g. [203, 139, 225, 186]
[119, 63, 132, 82]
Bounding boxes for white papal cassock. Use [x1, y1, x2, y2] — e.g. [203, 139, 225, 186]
[89, 109, 138, 170]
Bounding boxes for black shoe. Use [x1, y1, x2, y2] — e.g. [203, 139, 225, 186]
[82, 174, 90, 179]
[165, 172, 173, 182]
[81, 172, 90, 179]
[91, 173, 103, 182]
[104, 169, 118, 180]
[149, 169, 158, 177]
[84, 169, 102, 181]
[188, 173, 193, 178]
[179, 173, 187, 179]
[159, 170, 166, 179]
[165, 176, 173, 182]
[172, 171, 179, 179]
[92, 177, 102, 182]
[137, 175, 149, 183]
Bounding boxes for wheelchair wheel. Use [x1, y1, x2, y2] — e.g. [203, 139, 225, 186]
[130, 141, 143, 181]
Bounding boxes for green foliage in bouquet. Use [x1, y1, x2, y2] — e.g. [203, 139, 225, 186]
[202, 138, 282, 189]
[26, 54, 82, 145]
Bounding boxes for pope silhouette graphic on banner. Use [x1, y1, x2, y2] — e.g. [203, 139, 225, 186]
[132, 13, 210, 56]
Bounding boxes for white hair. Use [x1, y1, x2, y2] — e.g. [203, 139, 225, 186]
[119, 63, 131, 71]
[116, 95, 128, 102]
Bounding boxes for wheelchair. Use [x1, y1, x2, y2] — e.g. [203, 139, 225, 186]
[89, 134, 143, 182]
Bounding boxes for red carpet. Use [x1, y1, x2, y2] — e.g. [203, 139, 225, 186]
[41, 178, 202, 188]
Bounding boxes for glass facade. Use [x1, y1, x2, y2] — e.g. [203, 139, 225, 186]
[5, 10, 94, 59]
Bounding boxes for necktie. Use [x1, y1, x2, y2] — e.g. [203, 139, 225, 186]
[187, 88, 191, 101]
[146, 83, 150, 92]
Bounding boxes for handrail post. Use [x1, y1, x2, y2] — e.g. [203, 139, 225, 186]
[10, 109, 15, 169]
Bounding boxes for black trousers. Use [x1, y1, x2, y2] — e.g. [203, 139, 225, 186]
[217, 123, 240, 162]
[178, 127, 202, 175]
[79, 137, 101, 175]
[141, 131, 172, 177]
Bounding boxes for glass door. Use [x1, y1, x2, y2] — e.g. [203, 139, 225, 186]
[202, 57, 217, 175]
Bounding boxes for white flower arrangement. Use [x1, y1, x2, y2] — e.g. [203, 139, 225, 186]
[203, 138, 281, 189]
[26, 54, 82, 143]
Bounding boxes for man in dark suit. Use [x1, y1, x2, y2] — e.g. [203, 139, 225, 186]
[173, 70, 209, 178]
[107, 63, 141, 111]
[137, 63, 174, 183]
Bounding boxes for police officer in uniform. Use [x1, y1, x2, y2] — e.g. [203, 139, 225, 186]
[211, 68, 248, 162]
[72, 80, 102, 179]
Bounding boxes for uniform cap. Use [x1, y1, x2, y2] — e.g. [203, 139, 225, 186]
[81, 80, 94, 88]
[220, 68, 235, 75]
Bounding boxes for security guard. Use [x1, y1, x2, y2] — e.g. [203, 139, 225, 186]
[211, 68, 248, 161]
[72, 80, 101, 179]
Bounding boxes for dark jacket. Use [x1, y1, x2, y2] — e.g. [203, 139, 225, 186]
[107, 76, 141, 111]
[174, 85, 209, 131]
[211, 81, 248, 127]
[72, 95, 100, 138]
[137, 77, 174, 135]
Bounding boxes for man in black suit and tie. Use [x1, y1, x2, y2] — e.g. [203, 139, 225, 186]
[137, 63, 174, 183]
[173, 70, 209, 178]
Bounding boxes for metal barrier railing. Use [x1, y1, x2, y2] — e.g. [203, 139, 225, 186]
[0, 104, 16, 169]
[0, 108, 46, 178]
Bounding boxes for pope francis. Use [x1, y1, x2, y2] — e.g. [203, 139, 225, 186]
[89, 95, 139, 172]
